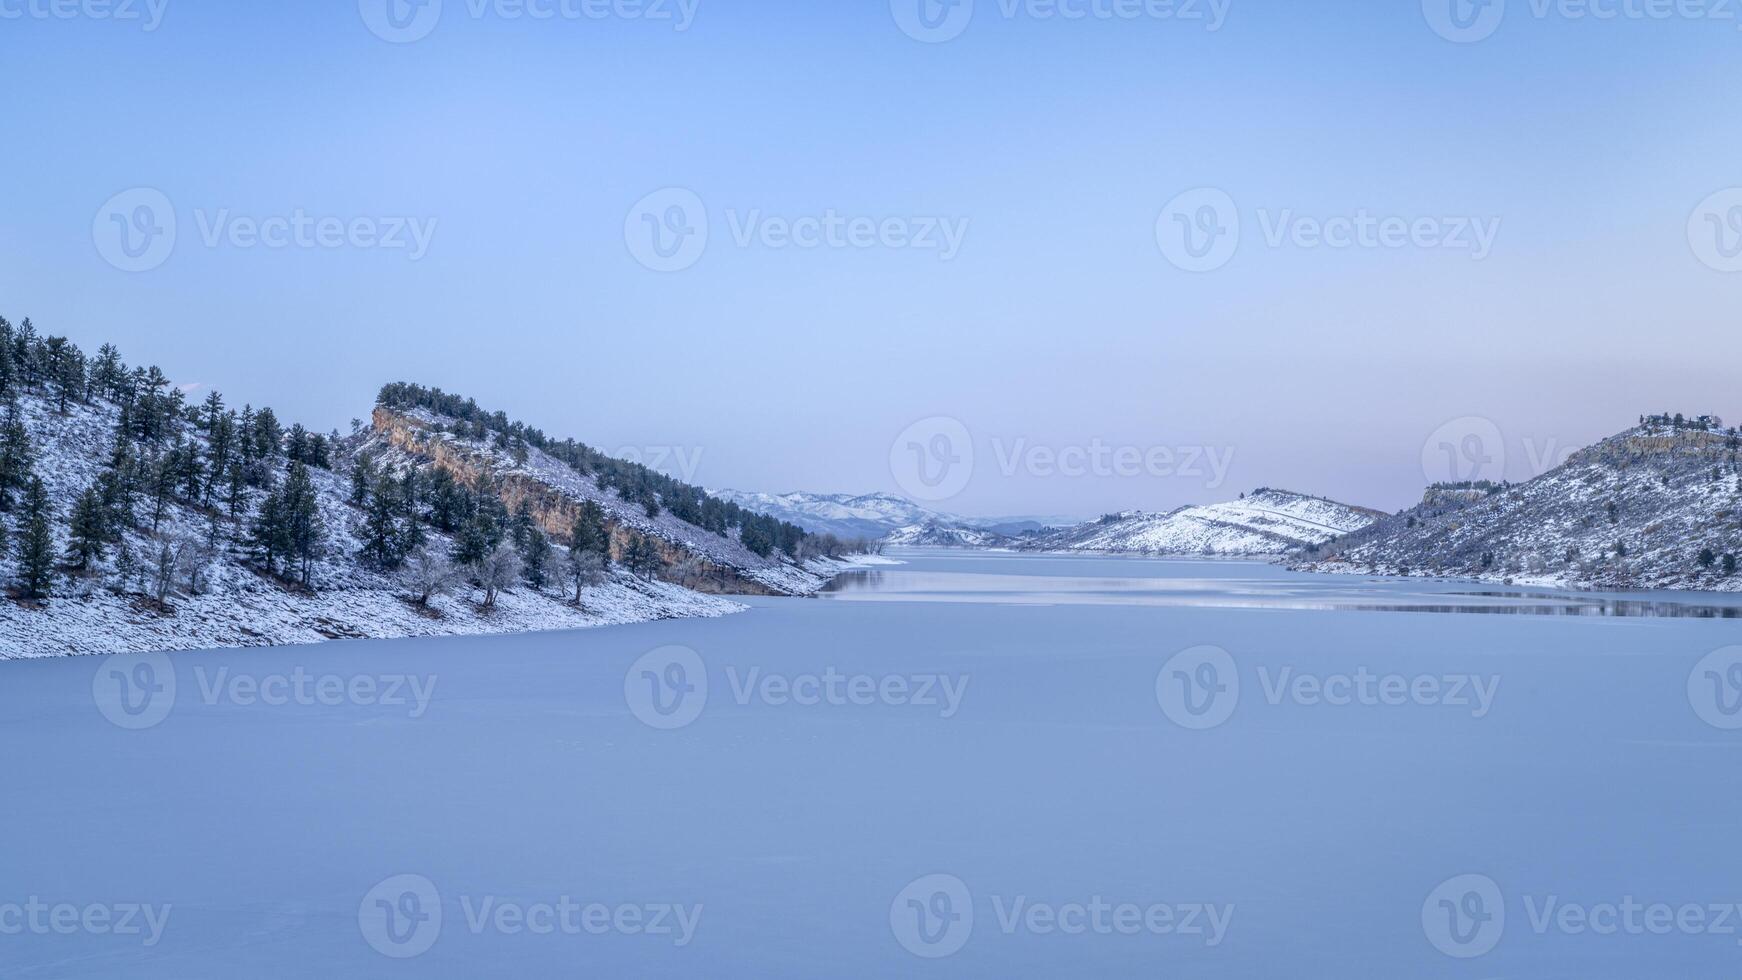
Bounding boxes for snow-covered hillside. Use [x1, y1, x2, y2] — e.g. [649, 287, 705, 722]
[1295, 417, 1742, 592]
[0, 336, 875, 658]
[883, 521, 1015, 549]
[709, 490, 939, 541]
[0, 394, 756, 659]
[1021, 489, 1381, 556]
[711, 488, 1061, 543]
[370, 407, 846, 596]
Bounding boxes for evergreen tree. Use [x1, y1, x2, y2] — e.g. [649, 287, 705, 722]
[520, 526, 550, 588]
[252, 407, 282, 460]
[350, 455, 376, 507]
[146, 448, 177, 532]
[65, 486, 108, 572]
[359, 475, 404, 569]
[450, 512, 493, 568]
[15, 477, 54, 598]
[112, 537, 138, 593]
[570, 500, 610, 558]
[281, 461, 324, 586]
[250, 491, 289, 574]
[510, 499, 535, 550]
[0, 400, 32, 512]
[225, 460, 248, 532]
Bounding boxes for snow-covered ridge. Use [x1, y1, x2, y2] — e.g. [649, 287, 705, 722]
[883, 522, 1015, 549]
[1020, 489, 1381, 556]
[370, 407, 841, 596]
[710, 488, 1062, 543]
[0, 378, 885, 659]
[0, 394, 757, 659]
[1294, 419, 1742, 592]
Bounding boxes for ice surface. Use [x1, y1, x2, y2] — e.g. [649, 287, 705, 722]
[3, 551, 1739, 977]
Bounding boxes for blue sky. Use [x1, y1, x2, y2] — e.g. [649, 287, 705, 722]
[3, 0, 1739, 518]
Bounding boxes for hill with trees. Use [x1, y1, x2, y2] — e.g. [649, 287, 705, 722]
[0, 315, 870, 658]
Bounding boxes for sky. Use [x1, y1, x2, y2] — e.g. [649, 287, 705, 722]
[2, 0, 1740, 520]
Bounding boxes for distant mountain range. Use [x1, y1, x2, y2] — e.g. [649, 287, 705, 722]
[709, 489, 1059, 543]
[1018, 489, 1384, 556]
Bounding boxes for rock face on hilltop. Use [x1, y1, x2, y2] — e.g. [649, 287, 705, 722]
[1294, 418, 1742, 592]
[1021, 489, 1381, 556]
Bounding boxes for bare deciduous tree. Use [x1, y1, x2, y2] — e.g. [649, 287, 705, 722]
[399, 547, 459, 607]
[474, 544, 521, 608]
[566, 549, 607, 607]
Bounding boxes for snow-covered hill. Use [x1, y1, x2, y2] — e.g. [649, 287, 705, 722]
[0, 330, 871, 658]
[710, 488, 1057, 543]
[0, 394, 755, 659]
[370, 406, 845, 596]
[883, 522, 1015, 549]
[1294, 416, 1742, 592]
[709, 489, 944, 540]
[1021, 489, 1381, 556]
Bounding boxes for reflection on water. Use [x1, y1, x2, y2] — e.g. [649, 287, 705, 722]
[820, 568, 1742, 619]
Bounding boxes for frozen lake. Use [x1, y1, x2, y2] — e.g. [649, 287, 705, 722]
[4, 550, 1741, 977]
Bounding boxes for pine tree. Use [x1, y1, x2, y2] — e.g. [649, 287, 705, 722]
[281, 461, 324, 586]
[359, 475, 403, 569]
[520, 527, 550, 588]
[570, 500, 610, 558]
[0, 400, 32, 512]
[510, 498, 535, 550]
[350, 455, 376, 507]
[225, 460, 248, 532]
[112, 537, 137, 593]
[250, 491, 288, 574]
[450, 512, 493, 568]
[65, 486, 108, 572]
[15, 477, 55, 598]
